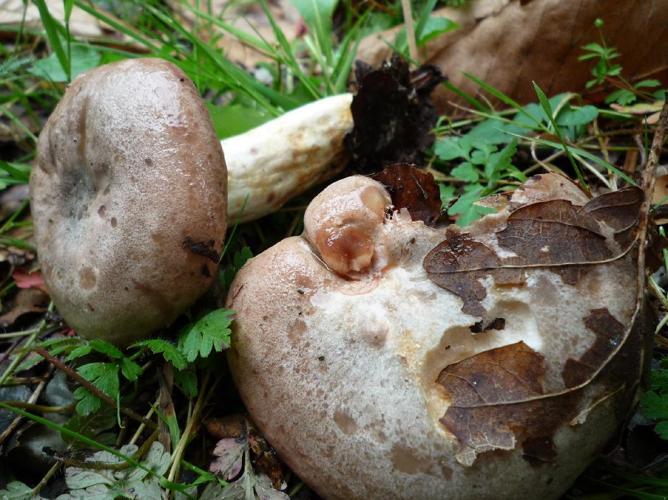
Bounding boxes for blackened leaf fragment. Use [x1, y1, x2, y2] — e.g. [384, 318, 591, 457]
[345, 54, 445, 173]
[373, 164, 442, 225]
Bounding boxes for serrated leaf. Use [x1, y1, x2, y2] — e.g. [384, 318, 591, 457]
[636, 79, 661, 88]
[66, 344, 93, 361]
[0, 481, 34, 499]
[556, 105, 599, 127]
[605, 88, 636, 106]
[73, 386, 102, 416]
[120, 358, 142, 381]
[175, 367, 198, 398]
[210, 437, 246, 480]
[90, 339, 124, 359]
[434, 136, 471, 161]
[178, 309, 234, 362]
[641, 391, 668, 420]
[484, 139, 517, 180]
[28, 44, 101, 82]
[74, 363, 119, 415]
[447, 187, 497, 227]
[439, 183, 455, 208]
[132, 339, 187, 370]
[451, 163, 479, 182]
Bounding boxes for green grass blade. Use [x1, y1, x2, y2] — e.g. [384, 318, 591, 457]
[532, 81, 586, 189]
[32, 0, 70, 80]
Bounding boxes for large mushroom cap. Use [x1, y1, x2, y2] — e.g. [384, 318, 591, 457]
[227, 174, 646, 499]
[31, 58, 227, 345]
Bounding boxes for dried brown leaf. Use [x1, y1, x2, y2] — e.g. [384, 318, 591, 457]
[372, 164, 442, 225]
[358, 0, 668, 110]
[424, 186, 643, 318]
[344, 55, 444, 173]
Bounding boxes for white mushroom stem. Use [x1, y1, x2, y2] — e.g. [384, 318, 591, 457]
[223, 93, 353, 223]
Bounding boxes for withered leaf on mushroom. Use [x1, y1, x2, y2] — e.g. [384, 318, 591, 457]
[227, 172, 650, 499]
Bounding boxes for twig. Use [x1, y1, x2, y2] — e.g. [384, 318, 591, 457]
[33, 347, 156, 430]
[637, 102, 668, 374]
[130, 398, 159, 446]
[0, 303, 53, 386]
[32, 460, 62, 497]
[0, 366, 54, 447]
[400, 0, 418, 64]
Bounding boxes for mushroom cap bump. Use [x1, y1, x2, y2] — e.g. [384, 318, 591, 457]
[31, 58, 227, 346]
[227, 173, 642, 499]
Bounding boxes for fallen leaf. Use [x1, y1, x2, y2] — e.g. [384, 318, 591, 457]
[372, 164, 442, 225]
[424, 182, 643, 318]
[344, 54, 444, 173]
[611, 100, 665, 115]
[210, 436, 246, 480]
[358, 0, 668, 110]
[0, 288, 49, 327]
[424, 173, 649, 466]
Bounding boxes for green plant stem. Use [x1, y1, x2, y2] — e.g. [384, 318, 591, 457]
[32, 460, 62, 496]
[1, 401, 74, 413]
[167, 371, 212, 483]
[0, 328, 41, 339]
[33, 346, 157, 430]
[400, 0, 418, 63]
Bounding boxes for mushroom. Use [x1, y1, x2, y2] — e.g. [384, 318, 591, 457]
[31, 58, 227, 346]
[227, 173, 647, 499]
[31, 58, 352, 345]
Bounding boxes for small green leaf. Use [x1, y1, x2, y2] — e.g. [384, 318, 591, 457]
[66, 344, 93, 361]
[28, 44, 101, 82]
[89, 339, 124, 359]
[451, 162, 479, 182]
[447, 187, 497, 226]
[178, 309, 234, 362]
[132, 339, 187, 370]
[605, 89, 636, 106]
[434, 136, 471, 161]
[74, 362, 120, 415]
[655, 421, 668, 440]
[73, 386, 102, 416]
[175, 367, 198, 399]
[556, 105, 599, 127]
[484, 139, 517, 180]
[636, 79, 661, 88]
[206, 103, 271, 139]
[438, 183, 455, 208]
[641, 391, 668, 420]
[120, 358, 142, 381]
[417, 16, 458, 45]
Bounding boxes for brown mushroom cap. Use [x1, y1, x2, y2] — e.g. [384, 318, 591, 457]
[31, 58, 227, 345]
[227, 174, 644, 499]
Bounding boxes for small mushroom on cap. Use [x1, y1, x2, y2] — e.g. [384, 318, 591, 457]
[31, 58, 353, 345]
[31, 58, 227, 346]
[227, 173, 648, 499]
